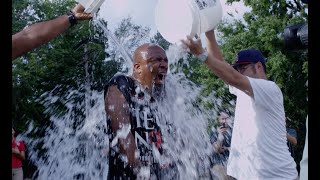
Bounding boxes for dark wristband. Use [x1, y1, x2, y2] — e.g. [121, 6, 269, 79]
[66, 11, 77, 27]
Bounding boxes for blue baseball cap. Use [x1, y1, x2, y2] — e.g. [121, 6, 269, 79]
[232, 49, 267, 67]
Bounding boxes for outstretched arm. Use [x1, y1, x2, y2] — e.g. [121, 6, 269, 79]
[12, 3, 93, 60]
[182, 31, 253, 97]
[204, 30, 224, 61]
[105, 85, 141, 168]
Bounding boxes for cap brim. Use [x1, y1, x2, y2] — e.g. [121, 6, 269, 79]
[232, 62, 252, 68]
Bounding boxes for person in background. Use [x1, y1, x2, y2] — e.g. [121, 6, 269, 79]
[182, 29, 298, 179]
[12, 127, 26, 180]
[286, 117, 297, 158]
[210, 112, 234, 180]
[12, 3, 93, 60]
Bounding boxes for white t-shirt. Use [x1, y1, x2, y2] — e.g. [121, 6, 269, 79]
[227, 77, 298, 180]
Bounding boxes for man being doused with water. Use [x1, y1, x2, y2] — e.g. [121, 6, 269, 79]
[104, 43, 178, 179]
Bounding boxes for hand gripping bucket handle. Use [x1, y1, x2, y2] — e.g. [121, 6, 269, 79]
[76, 0, 106, 14]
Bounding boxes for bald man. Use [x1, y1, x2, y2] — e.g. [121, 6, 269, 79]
[104, 43, 178, 179]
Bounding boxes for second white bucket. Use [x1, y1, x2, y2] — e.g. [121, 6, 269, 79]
[155, 0, 223, 44]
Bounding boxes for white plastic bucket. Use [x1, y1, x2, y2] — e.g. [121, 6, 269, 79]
[76, 0, 106, 14]
[155, 0, 223, 44]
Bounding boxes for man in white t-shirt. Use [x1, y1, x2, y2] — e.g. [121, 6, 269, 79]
[182, 30, 298, 180]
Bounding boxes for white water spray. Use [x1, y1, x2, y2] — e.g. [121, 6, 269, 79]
[20, 3, 230, 179]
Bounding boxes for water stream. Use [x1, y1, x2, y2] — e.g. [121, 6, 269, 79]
[20, 3, 229, 180]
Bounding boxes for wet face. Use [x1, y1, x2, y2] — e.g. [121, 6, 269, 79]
[140, 45, 168, 86]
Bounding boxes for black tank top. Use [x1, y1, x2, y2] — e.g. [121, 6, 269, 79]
[104, 74, 163, 179]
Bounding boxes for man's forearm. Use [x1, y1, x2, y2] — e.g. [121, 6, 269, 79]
[202, 32, 252, 95]
[12, 15, 70, 60]
[205, 30, 224, 61]
[119, 133, 141, 168]
[204, 30, 235, 82]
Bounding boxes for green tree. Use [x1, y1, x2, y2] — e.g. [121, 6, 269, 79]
[151, 32, 171, 50]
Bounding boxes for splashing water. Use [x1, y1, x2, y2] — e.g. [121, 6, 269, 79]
[152, 45, 217, 179]
[20, 8, 230, 180]
[21, 40, 221, 180]
[22, 88, 109, 180]
[95, 19, 133, 68]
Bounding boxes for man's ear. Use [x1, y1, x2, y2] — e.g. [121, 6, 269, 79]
[256, 62, 264, 71]
[134, 63, 141, 74]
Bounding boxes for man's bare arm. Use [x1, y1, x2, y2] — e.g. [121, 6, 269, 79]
[12, 4, 92, 60]
[183, 33, 253, 97]
[12, 15, 70, 60]
[204, 30, 224, 61]
[105, 85, 140, 167]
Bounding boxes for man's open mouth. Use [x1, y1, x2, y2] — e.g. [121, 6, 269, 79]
[157, 74, 164, 81]
[155, 73, 166, 84]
